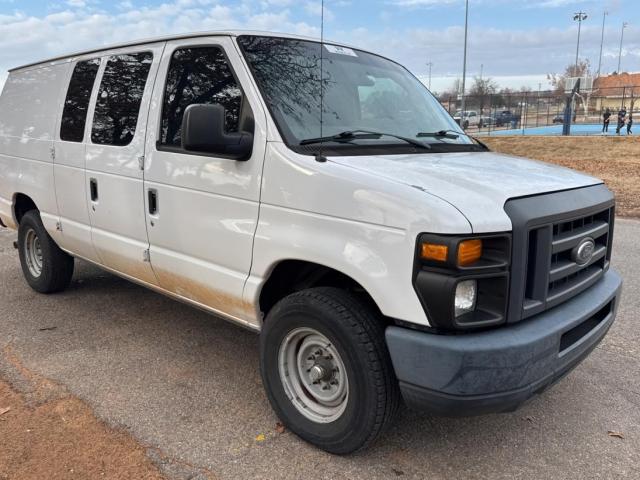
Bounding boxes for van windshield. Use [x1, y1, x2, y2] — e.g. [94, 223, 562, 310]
[237, 35, 473, 154]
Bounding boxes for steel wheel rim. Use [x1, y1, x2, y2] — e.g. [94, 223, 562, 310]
[24, 228, 43, 278]
[278, 327, 349, 423]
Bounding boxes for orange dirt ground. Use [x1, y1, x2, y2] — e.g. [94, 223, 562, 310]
[0, 351, 168, 480]
[484, 135, 640, 217]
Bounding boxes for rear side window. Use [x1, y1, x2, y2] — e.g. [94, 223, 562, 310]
[160, 46, 242, 148]
[60, 59, 100, 142]
[91, 52, 153, 146]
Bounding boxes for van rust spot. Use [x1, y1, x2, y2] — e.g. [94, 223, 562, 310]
[97, 249, 159, 286]
[153, 269, 254, 320]
[93, 250, 256, 323]
[1, 215, 17, 230]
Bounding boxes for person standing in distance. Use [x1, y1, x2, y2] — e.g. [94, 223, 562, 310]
[602, 108, 611, 133]
[616, 107, 626, 135]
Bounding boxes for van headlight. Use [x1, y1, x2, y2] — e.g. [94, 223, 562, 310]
[455, 280, 477, 317]
[413, 233, 511, 330]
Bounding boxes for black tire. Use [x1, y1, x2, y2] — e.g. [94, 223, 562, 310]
[17, 210, 74, 293]
[463, 120, 469, 129]
[260, 287, 400, 454]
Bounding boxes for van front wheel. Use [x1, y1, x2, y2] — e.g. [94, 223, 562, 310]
[18, 210, 74, 293]
[260, 287, 400, 454]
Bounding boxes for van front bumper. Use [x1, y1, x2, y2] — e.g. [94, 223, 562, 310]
[386, 269, 622, 416]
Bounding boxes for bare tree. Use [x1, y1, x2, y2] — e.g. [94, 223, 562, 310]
[436, 78, 462, 104]
[469, 76, 498, 114]
[547, 60, 591, 97]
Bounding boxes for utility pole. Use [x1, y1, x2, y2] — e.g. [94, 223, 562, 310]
[460, 0, 469, 116]
[426, 61, 433, 90]
[618, 22, 628, 73]
[480, 63, 483, 81]
[597, 11, 608, 77]
[573, 12, 588, 74]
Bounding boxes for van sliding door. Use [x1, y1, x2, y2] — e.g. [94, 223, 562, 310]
[54, 57, 102, 263]
[85, 43, 164, 285]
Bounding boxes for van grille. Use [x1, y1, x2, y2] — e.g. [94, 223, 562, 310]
[521, 207, 613, 320]
[503, 185, 615, 324]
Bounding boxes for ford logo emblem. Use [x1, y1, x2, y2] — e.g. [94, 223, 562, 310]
[572, 237, 596, 266]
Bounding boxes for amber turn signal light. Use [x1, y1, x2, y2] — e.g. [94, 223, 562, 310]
[457, 239, 483, 266]
[421, 242, 449, 262]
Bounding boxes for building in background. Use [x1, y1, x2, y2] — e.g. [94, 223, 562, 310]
[593, 72, 640, 111]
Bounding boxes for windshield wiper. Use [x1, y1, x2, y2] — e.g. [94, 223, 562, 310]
[417, 129, 490, 150]
[416, 130, 461, 139]
[300, 130, 431, 150]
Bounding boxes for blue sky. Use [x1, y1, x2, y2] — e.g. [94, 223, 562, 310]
[0, 0, 638, 92]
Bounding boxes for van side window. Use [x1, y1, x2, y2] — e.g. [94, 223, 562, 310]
[160, 47, 242, 148]
[60, 59, 100, 142]
[91, 52, 153, 146]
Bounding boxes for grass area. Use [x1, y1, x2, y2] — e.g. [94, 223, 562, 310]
[484, 136, 640, 218]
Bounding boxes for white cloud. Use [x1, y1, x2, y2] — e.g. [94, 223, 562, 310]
[387, 0, 610, 7]
[66, 0, 86, 6]
[0, 0, 318, 89]
[389, 0, 456, 6]
[336, 22, 639, 91]
[533, 0, 584, 7]
[304, 2, 335, 22]
[0, 0, 637, 93]
[260, 0, 296, 5]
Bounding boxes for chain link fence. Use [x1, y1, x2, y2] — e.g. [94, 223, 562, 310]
[440, 85, 639, 135]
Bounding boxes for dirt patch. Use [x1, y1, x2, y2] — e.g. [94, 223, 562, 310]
[484, 136, 640, 217]
[154, 268, 254, 320]
[0, 350, 168, 480]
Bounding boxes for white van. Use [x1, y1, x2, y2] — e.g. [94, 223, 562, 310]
[0, 31, 622, 454]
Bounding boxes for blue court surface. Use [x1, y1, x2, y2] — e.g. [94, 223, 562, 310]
[482, 123, 632, 136]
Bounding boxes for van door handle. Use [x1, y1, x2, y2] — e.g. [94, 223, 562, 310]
[148, 189, 158, 216]
[89, 178, 98, 202]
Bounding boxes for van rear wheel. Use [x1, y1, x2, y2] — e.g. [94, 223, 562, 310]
[18, 210, 74, 293]
[260, 287, 400, 454]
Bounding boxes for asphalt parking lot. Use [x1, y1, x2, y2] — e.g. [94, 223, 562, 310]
[1, 220, 639, 480]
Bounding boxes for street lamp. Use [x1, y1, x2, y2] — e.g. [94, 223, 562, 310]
[426, 61, 433, 90]
[460, 0, 469, 116]
[618, 22, 628, 73]
[597, 11, 608, 77]
[573, 11, 588, 75]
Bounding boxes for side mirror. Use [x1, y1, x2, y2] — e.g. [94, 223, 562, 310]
[181, 104, 253, 160]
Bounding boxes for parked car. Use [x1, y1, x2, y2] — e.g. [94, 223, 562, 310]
[0, 31, 622, 454]
[453, 110, 482, 128]
[493, 110, 521, 127]
[480, 114, 494, 127]
[553, 115, 565, 124]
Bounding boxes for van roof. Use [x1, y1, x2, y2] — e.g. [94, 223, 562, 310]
[9, 30, 359, 72]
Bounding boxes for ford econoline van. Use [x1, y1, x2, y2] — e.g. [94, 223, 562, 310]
[0, 31, 622, 454]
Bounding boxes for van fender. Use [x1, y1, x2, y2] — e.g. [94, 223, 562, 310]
[244, 204, 428, 328]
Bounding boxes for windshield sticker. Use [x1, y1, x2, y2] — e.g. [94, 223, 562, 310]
[324, 45, 358, 57]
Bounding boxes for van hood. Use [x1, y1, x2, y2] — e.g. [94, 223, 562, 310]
[329, 151, 602, 233]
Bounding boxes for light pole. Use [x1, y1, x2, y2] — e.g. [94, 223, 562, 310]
[426, 61, 433, 90]
[573, 12, 588, 75]
[460, 0, 469, 116]
[597, 11, 608, 77]
[618, 22, 628, 73]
